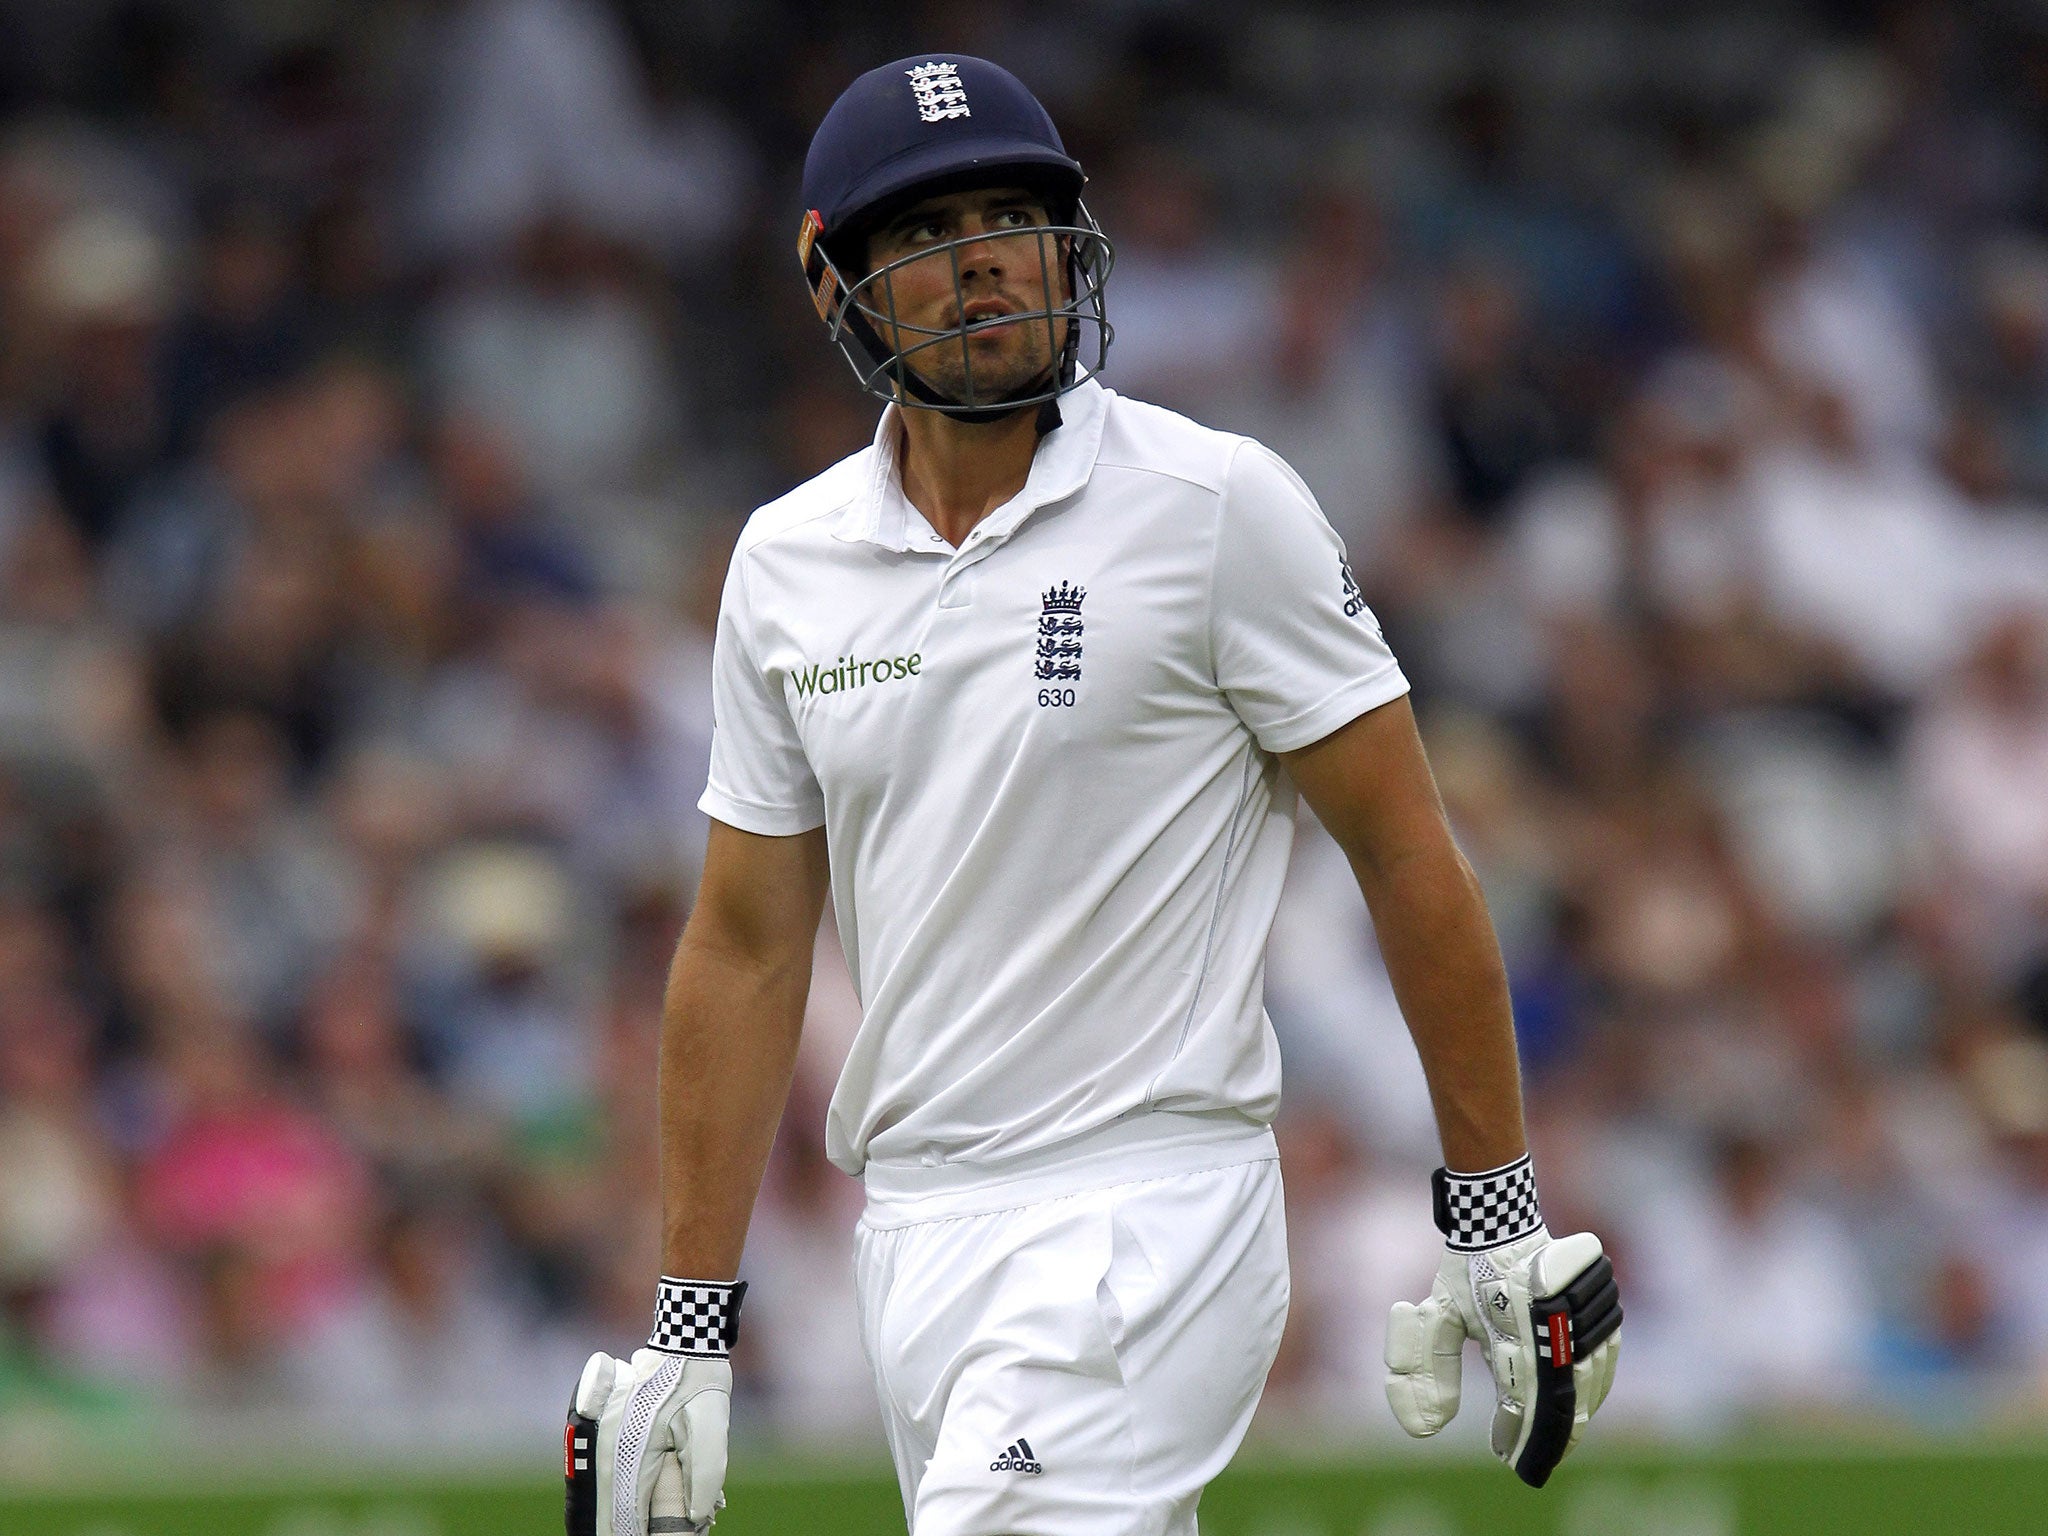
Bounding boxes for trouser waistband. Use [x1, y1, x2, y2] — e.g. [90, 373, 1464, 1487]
[859, 1111, 1278, 1227]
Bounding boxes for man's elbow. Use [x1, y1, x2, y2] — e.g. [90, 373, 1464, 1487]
[1341, 821, 1482, 914]
[674, 909, 815, 984]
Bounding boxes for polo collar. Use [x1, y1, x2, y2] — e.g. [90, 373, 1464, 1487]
[835, 375, 1110, 552]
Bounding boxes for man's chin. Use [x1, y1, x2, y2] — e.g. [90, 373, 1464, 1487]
[906, 359, 1055, 408]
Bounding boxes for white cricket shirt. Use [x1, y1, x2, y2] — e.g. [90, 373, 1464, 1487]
[699, 378, 1408, 1193]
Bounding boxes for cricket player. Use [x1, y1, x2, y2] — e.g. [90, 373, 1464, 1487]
[566, 55, 1620, 1536]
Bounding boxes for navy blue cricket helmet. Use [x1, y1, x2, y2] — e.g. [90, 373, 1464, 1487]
[797, 56, 1113, 420]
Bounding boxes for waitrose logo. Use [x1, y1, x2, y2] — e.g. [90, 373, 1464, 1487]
[791, 652, 921, 698]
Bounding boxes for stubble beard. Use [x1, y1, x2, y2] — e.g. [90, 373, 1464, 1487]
[901, 313, 1067, 405]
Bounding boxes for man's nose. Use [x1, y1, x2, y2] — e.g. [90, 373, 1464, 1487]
[955, 222, 1010, 280]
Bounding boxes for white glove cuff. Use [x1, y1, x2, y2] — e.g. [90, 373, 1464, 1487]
[650, 1276, 748, 1358]
[1432, 1155, 1543, 1252]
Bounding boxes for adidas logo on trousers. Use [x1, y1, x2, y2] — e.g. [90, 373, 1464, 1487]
[989, 1438, 1043, 1474]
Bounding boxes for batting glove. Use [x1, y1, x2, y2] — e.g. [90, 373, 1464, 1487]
[1384, 1157, 1620, 1487]
[566, 1277, 746, 1536]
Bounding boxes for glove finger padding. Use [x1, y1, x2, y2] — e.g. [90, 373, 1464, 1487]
[1588, 1327, 1620, 1417]
[1383, 1282, 1468, 1437]
[570, 1350, 641, 1536]
[1506, 1233, 1623, 1489]
[679, 1384, 731, 1525]
[566, 1353, 615, 1536]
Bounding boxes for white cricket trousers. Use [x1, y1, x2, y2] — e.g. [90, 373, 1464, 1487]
[853, 1153, 1289, 1536]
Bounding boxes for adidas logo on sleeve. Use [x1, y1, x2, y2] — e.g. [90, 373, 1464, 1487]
[989, 1438, 1043, 1474]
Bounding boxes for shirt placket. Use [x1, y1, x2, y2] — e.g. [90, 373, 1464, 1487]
[933, 512, 1028, 611]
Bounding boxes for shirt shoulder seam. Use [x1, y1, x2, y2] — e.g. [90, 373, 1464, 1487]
[1203, 436, 1258, 686]
[1091, 450, 1240, 496]
[739, 491, 859, 557]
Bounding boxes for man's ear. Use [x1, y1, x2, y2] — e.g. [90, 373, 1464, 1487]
[1055, 231, 1076, 302]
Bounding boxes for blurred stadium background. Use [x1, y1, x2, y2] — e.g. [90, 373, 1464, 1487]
[2, 0, 2048, 1531]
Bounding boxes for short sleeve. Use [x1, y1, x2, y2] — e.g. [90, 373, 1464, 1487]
[1211, 441, 1410, 753]
[697, 547, 827, 835]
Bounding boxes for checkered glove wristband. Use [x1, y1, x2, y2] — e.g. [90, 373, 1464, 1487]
[1431, 1155, 1543, 1253]
[649, 1276, 748, 1358]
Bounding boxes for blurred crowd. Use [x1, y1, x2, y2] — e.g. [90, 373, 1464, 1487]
[2, 0, 2048, 1462]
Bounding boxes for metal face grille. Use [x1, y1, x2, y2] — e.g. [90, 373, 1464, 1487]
[808, 204, 1114, 414]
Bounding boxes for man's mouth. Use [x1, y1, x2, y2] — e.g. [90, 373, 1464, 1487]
[959, 299, 1019, 330]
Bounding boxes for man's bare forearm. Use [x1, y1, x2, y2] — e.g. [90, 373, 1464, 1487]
[657, 923, 813, 1279]
[1284, 701, 1527, 1175]
[1351, 837, 1526, 1173]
